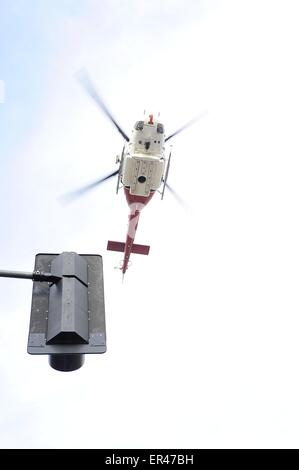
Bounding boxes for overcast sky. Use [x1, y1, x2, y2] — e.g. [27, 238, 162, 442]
[1, 0, 299, 449]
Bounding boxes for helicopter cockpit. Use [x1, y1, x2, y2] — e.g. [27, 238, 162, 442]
[134, 120, 164, 133]
[131, 116, 165, 156]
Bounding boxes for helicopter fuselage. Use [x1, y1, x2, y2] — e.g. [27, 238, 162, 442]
[108, 114, 169, 276]
[121, 115, 166, 197]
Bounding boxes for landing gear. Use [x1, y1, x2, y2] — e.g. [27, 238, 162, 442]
[116, 145, 125, 194]
[161, 149, 172, 200]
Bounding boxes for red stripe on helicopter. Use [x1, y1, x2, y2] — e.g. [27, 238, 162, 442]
[124, 187, 155, 207]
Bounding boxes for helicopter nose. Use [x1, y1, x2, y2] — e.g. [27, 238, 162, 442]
[145, 141, 150, 150]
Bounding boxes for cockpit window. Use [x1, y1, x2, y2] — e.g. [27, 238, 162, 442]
[157, 123, 164, 134]
[135, 121, 144, 131]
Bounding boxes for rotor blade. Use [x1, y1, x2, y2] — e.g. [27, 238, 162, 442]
[76, 69, 129, 142]
[165, 183, 188, 209]
[165, 109, 208, 142]
[60, 170, 119, 203]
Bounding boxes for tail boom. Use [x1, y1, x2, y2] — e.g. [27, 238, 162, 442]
[107, 188, 155, 276]
[107, 210, 150, 275]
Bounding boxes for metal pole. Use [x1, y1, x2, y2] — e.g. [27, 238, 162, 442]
[0, 270, 33, 280]
[0, 270, 61, 283]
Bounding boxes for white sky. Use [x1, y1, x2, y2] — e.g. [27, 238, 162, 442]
[1, 0, 299, 448]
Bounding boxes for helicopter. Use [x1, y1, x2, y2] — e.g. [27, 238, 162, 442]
[64, 71, 206, 277]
